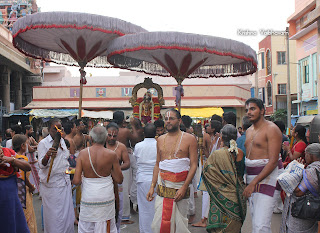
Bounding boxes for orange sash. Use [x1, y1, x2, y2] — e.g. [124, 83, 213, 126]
[159, 170, 189, 233]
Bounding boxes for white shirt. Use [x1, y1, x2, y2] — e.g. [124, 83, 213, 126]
[6, 139, 12, 149]
[38, 135, 70, 187]
[134, 138, 157, 183]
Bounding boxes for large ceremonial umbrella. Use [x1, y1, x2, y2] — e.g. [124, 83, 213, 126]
[107, 31, 257, 111]
[12, 12, 147, 118]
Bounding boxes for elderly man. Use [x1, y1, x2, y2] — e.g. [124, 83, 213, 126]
[134, 123, 157, 233]
[74, 126, 123, 233]
[38, 118, 75, 233]
[147, 109, 198, 233]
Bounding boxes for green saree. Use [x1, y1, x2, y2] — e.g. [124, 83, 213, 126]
[202, 147, 247, 233]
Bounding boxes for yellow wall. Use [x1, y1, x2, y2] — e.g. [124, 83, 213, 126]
[271, 36, 297, 95]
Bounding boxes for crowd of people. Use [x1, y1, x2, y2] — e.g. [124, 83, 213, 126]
[0, 97, 319, 233]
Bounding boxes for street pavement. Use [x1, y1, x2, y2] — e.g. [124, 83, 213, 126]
[33, 191, 282, 232]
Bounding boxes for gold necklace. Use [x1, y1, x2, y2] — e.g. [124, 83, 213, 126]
[163, 131, 181, 159]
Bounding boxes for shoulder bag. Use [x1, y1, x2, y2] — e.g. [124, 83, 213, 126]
[291, 169, 320, 220]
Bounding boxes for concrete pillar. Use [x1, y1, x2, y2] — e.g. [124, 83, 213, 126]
[0, 66, 11, 113]
[14, 72, 22, 110]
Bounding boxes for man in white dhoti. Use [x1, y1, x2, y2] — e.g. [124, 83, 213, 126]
[243, 98, 282, 233]
[38, 118, 75, 233]
[113, 111, 143, 225]
[73, 125, 123, 233]
[147, 109, 198, 233]
[134, 123, 157, 233]
[105, 122, 130, 232]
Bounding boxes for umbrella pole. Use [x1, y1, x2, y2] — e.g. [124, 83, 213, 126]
[78, 81, 83, 119]
[177, 78, 183, 113]
[78, 66, 86, 119]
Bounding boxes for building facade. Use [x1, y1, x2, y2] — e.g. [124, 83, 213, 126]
[256, 35, 298, 116]
[288, 0, 318, 115]
[25, 68, 253, 127]
[0, 1, 42, 133]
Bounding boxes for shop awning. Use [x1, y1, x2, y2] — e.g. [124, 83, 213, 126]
[81, 110, 113, 119]
[29, 109, 78, 118]
[179, 107, 224, 118]
[3, 109, 30, 117]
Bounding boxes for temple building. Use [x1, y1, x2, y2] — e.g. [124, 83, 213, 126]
[24, 66, 253, 126]
[0, 0, 42, 133]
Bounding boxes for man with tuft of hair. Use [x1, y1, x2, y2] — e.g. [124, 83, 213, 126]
[147, 109, 198, 233]
[74, 126, 123, 233]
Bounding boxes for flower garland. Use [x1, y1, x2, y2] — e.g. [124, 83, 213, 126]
[228, 139, 239, 155]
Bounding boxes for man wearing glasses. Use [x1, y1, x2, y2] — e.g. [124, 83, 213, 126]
[147, 109, 198, 233]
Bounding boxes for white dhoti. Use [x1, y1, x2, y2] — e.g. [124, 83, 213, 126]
[201, 191, 210, 218]
[248, 192, 277, 233]
[137, 182, 155, 233]
[188, 175, 197, 216]
[79, 175, 116, 233]
[40, 178, 74, 233]
[78, 218, 117, 233]
[245, 157, 282, 233]
[188, 184, 195, 216]
[122, 148, 135, 220]
[151, 158, 191, 233]
[122, 168, 131, 220]
[116, 184, 123, 233]
[129, 151, 137, 205]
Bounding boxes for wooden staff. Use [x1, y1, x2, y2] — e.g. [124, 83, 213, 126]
[193, 124, 204, 166]
[47, 126, 62, 183]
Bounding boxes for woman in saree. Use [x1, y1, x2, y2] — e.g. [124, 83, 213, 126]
[12, 134, 38, 233]
[202, 124, 246, 233]
[280, 143, 320, 233]
[0, 141, 31, 232]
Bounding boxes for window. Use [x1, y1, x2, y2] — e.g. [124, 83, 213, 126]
[266, 50, 271, 75]
[261, 52, 265, 69]
[302, 60, 309, 83]
[296, 19, 300, 31]
[277, 52, 286, 65]
[266, 81, 272, 106]
[278, 84, 286, 94]
[258, 87, 265, 103]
